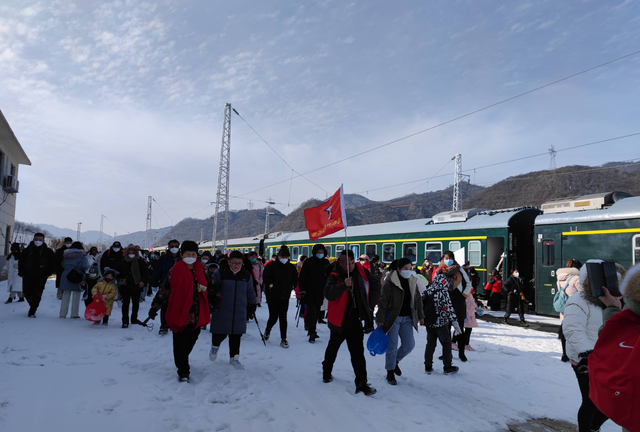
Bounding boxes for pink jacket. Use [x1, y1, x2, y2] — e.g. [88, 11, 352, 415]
[556, 268, 581, 297]
[464, 294, 478, 328]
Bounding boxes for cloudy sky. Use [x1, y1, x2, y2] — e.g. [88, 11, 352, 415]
[1, 0, 639, 235]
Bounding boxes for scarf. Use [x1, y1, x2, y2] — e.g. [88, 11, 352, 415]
[165, 260, 210, 333]
[124, 253, 142, 285]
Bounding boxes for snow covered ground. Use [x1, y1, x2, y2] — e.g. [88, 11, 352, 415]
[0, 280, 621, 432]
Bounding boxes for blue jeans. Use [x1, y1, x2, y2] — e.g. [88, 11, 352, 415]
[385, 315, 415, 371]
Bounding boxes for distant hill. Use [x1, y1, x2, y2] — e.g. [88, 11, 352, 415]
[270, 183, 484, 233]
[462, 164, 640, 210]
[154, 207, 285, 246]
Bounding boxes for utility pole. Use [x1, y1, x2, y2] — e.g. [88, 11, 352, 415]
[145, 196, 152, 249]
[77, 222, 82, 242]
[549, 145, 557, 170]
[98, 215, 104, 248]
[452, 154, 470, 211]
[212, 103, 232, 253]
[265, 197, 276, 235]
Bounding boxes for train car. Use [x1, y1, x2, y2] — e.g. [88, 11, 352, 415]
[534, 192, 640, 316]
[263, 206, 541, 299]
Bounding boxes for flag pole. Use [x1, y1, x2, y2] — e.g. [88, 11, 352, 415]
[345, 226, 349, 279]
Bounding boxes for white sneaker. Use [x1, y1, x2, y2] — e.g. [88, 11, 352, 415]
[209, 345, 219, 361]
[230, 355, 244, 370]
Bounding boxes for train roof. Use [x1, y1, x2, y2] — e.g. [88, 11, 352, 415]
[265, 207, 540, 243]
[535, 196, 640, 225]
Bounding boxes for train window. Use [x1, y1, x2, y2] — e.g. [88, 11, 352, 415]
[425, 242, 442, 263]
[292, 246, 299, 260]
[634, 235, 640, 265]
[365, 244, 376, 259]
[542, 240, 555, 267]
[383, 243, 395, 262]
[402, 242, 417, 263]
[325, 245, 332, 257]
[468, 241, 481, 267]
[351, 244, 359, 257]
[449, 241, 461, 251]
[302, 246, 309, 257]
[335, 245, 345, 256]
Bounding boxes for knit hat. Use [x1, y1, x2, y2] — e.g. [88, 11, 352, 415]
[619, 263, 640, 301]
[103, 267, 118, 278]
[180, 240, 198, 254]
[278, 245, 290, 257]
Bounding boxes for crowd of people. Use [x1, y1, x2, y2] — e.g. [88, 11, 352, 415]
[6, 232, 639, 431]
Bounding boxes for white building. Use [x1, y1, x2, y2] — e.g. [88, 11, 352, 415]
[0, 110, 32, 267]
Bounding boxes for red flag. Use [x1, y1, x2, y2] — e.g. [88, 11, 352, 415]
[304, 185, 347, 241]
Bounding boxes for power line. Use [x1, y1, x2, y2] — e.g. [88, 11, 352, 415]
[232, 109, 329, 195]
[237, 49, 640, 198]
[152, 198, 175, 225]
[407, 158, 453, 193]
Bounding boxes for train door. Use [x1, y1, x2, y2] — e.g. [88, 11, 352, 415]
[480, 237, 504, 295]
[535, 233, 562, 316]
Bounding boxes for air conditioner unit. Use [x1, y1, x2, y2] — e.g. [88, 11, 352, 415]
[2, 176, 19, 194]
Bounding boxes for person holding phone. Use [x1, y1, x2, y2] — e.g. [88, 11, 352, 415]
[563, 258, 626, 432]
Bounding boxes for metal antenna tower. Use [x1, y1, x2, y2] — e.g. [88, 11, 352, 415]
[145, 196, 152, 249]
[248, 200, 254, 210]
[452, 154, 462, 211]
[265, 197, 276, 235]
[549, 145, 557, 170]
[212, 103, 232, 252]
[77, 222, 82, 241]
[98, 215, 104, 247]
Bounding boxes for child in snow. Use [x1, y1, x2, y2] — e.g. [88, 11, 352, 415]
[91, 268, 118, 325]
[423, 264, 461, 375]
[84, 264, 101, 307]
[4, 243, 24, 303]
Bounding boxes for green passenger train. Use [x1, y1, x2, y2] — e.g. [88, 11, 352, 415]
[155, 192, 640, 317]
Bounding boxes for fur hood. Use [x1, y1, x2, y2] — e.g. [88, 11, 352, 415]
[620, 263, 640, 302]
[556, 267, 580, 282]
[63, 248, 86, 260]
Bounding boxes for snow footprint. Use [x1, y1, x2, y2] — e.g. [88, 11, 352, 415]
[101, 378, 117, 387]
[101, 400, 122, 414]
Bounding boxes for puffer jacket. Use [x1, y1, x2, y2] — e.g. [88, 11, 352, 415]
[464, 293, 478, 328]
[563, 289, 604, 363]
[556, 267, 581, 297]
[210, 267, 256, 335]
[376, 271, 424, 333]
[60, 249, 90, 292]
[424, 274, 458, 328]
[91, 279, 117, 315]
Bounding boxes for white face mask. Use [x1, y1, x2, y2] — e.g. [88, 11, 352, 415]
[112, 247, 121, 252]
[183, 257, 197, 265]
[400, 270, 413, 279]
[514, 272, 520, 278]
[279, 258, 288, 264]
[201, 258, 209, 264]
[34, 241, 43, 247]
[128, 254, 136, 259]
[170, 247, 179, 254]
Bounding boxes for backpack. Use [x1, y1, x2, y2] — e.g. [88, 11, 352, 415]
[422, 293, 437, 326]
[553, 276, 574, 313]
[588, 308, 640, 431]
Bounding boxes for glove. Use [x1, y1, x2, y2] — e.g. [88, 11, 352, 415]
[452, 322, 462, 336]
[575, 350, 592, 374]
[148, 308, 158, 320]
[247, 304, 257, 319]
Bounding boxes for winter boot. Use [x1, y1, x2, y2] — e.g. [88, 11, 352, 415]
[459, 353, 468, 362]
[386, 370, 397, 385]
[355, 383, 377, 396]
[425, 364, 433, 375]
[5, 297, 12, 304]
[263, 331, 270, 341]
[178, 375, 189, 383]
[519, 320, 528, 327]
[322, 372, 333, 383]
[502, 317, 508, 324]
[309, 334, 316, 343]
[443, 365, 459, 375]
[209, 345, 220, 361]
[122, 323, 129, 328]
[280, 339, 289, 349]
[394, 362, 402, 376]
[229, 356, 245, 370]
[17, 298, 24, 302]
[158, 327, 168, 336]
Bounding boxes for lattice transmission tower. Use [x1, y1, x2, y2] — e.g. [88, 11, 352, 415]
[549, 145, 557, 170]
[212, 103, 232, 252]
[145, 196, 152, 249]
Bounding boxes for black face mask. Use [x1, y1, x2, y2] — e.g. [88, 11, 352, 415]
[105, 278, 113, 283]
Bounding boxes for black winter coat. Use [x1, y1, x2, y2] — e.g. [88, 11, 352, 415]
[116, 257, 150, 292]
[263, 260, 298, 300]
[19, 242, 55, 280]
[298, 256, 329, 304]
[100, 248, 125, 274]
[151, 252, 180, 287]
[503, 275, 525, 296]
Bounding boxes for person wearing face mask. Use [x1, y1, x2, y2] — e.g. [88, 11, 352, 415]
[208, 250, 257, 369]
[149, 241, 211, 382]
[59, 241, 90, 319]
[54, 237, 74, 300]
[263, 245, 298, 348]
[84, 265, 101, 307]
[116, 245, 150, 328]
[503, 268, 527, 326]
[200, 251, 212, 267]
[91, 268, 118, 325]
[245, 251, 263, 307]
[86, 246, 99, 269]
[376, 258, 424, 385]
[358, 254, 371, 271]
[4, 243, 24, 304]
[299, 244, 329, 343]
[19, 233, 55, 318]
[100, 241, 124, 275]
[439, 251, 472, 361]
[151, 239, 182, 335]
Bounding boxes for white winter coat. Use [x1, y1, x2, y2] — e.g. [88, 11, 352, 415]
[562, 290, 602, 363]
[5, 256, 23, 293]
